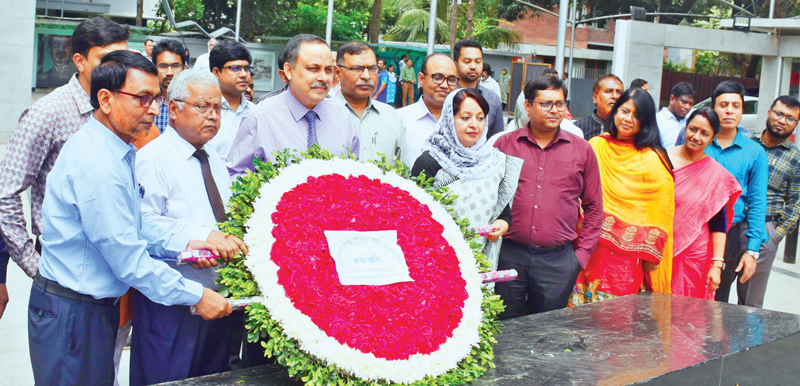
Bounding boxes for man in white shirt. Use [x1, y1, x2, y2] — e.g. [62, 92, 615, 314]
[480, 63, 502, 98]
[132, 69, 247, 385]
[193, 38, 217, 71]
[333, 41, 405, 163]
[206, 40, 255, 160]
[657, 82, 695, 148]
[397, 53, 458, 167]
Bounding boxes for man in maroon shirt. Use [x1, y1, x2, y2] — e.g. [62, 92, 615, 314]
[493, 76, 603, 318]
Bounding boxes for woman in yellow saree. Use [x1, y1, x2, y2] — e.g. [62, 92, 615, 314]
[570, 88, 674, 305]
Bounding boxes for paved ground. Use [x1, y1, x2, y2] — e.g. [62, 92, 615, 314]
[2, 94, 800, 384]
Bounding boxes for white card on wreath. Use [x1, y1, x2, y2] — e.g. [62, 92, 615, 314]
[323, 230, 414, 286]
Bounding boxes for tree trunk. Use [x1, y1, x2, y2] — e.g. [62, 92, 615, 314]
[449, 0, 458, 54]
[241, 0, 254, 40]
[136, 0, 143, 26]
[369, 0, 382, 43]
[465, 0, 475, 39]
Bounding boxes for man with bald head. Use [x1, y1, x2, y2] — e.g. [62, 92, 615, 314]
[397, 53, 459, 166]
[227, 34, 359, 176]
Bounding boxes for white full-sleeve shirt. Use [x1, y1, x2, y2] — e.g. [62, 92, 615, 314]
[135, 126, 233, 288]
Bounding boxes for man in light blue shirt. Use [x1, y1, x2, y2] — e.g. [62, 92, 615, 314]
[29, 51, 237, 386]
[656, 82, 695, 148]
[704, 81, 768, 305]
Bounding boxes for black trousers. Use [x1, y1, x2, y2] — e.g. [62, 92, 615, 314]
[495, 240, 581, 319]
[715, 222, 747, 304]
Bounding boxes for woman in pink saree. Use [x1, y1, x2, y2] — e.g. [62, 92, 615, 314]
[651, 108, 742, 299]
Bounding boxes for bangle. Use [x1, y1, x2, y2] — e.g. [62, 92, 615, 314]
[711, 258, 724, 262]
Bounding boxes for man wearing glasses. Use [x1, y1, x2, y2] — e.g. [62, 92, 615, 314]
[132, 69, 248, 385]
[739, 95, 800, 308]
[397, 53, 459, 166]
[207, 40, 255, 161]
[28, 51, 236, 386]
[493, 76, 602, 318]
[333, 41, 405, 164]
[153, 39, 188, 133]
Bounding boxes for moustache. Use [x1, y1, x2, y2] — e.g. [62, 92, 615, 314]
[311, 81, 329, 89]
[356, 80, 374, 87]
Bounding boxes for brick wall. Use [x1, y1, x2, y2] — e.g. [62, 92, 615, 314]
[506, 8, 616, 48]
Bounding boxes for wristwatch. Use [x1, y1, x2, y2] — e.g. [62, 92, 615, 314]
[746, 250, 760, 261]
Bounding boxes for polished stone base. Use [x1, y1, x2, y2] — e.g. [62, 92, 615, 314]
[160, 293, 800, 386]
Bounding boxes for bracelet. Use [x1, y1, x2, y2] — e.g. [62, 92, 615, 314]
[711, 258, 724, 262]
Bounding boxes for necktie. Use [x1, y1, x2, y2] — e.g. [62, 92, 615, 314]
[193, 149, 227, 223]
[304, 110, 319, 149]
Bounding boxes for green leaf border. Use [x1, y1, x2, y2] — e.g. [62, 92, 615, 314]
[216, 146, 504, 385]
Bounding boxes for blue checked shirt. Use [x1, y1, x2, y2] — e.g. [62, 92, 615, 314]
[38, 116, 203, 304]
[705, 127, 769, 251]
[749, 131, 800, 239]
[154, 101, 170, 134]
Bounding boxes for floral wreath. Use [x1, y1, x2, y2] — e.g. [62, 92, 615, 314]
[217, 147, 504, 385]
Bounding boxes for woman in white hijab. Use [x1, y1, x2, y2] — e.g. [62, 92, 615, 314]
[411, 88, 523, 268]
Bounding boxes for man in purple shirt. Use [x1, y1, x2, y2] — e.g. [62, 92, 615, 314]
[493, 76, 603, 318]
[226, 34, 359, 176]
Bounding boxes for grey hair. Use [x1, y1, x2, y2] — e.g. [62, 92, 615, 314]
[207, 38, 218, 49]
[284, 34, 328, 67]
[166, 69, 219, 110]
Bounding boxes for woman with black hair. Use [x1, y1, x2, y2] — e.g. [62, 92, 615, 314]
[649, 108, 742, 299]
[411, 88, 522, 269]
[570, 88, 675, 304]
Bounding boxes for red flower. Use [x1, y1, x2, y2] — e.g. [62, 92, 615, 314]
[270, 174, 469, 360]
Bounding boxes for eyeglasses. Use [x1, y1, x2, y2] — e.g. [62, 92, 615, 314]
[529, 100, 566, 112]
[156, 63, 184, 71]
[423, 72, 459, 87]
[339, 65, 379, 74]
[223, 65, 253, 74]
[771, 109, 798, 125]
[173, 99, 223, 116]
[617, 107, 639, 122]
[115, 91, 164, 108]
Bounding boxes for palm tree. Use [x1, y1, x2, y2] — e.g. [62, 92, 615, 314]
[383, 0, 520, 49]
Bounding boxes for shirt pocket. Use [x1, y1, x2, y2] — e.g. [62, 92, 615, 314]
[549, 160, 582, 191]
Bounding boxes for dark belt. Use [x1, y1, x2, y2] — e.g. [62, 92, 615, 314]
[510, 239, 572, 254]
[765, 215, 779, 223]
[402, 80, 413, 83]
[34, 271, 120, 306]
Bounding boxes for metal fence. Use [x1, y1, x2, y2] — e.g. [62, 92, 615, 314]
[568, 78, 597, 119]
[659, 71, 760, 107]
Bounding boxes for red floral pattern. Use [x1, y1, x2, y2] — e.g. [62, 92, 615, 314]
[270, 174, 468, 360]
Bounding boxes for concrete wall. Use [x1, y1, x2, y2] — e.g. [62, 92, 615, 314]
[613, 20, 781, 108]
[1, 0, 35, 143]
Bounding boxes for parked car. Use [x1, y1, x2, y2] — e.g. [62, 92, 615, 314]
[690, 95, 759, 132]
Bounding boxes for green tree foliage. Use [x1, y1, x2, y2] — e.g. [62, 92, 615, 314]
[271, 3, 370, 41]
[383, 0, 520, 48]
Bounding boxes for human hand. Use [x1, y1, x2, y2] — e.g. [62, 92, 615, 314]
[487, 220, 509, 242]
[0, 284, 8, 319]
[194, 288, 232, 320]
[706, 263, 722, 295]
[186, 240, 221, 269]
[736, 253, 757, 283]
[206, 230, 249, 261]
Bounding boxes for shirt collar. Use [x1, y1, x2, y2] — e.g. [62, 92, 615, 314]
[67, 74, 94, 115]
[163, 125, 202, 161]
[86, 116, 135, 160]
[591, 110, 605, 126]
[753, 129, 796, 149]
[659, 107, 683, 123]
[221, 94, 252, 113]
[412, 97, 437, 121]
[711, 126, 748, 149]
[334, 92, 380, 117]
[283, 88, 326, 123]
[517, 123, 573, 148]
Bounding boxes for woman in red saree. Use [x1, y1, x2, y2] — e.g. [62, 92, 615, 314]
[651, 108, 742, 299]
[570, 88, 674, 305]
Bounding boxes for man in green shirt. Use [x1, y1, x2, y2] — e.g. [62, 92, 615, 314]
[400, 58, 416, 107]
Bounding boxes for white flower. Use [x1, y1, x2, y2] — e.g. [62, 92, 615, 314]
[243, 159, 483, 383]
